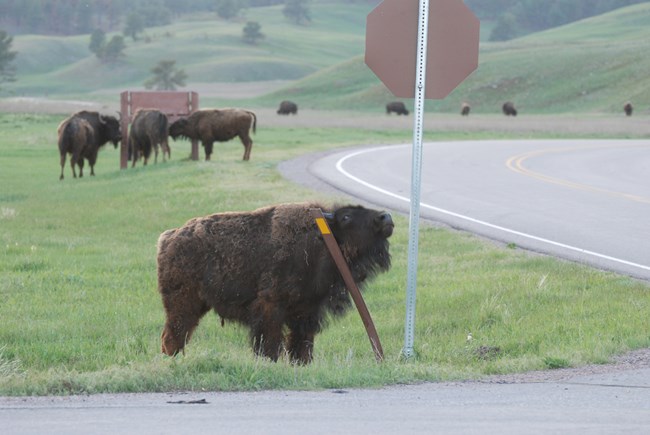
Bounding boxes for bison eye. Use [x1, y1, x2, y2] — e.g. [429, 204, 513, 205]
[340, 214, 351, 223]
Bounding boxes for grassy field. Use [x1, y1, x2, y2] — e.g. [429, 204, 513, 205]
[5, 3, 650, 114]
[1, 113, 649, 395]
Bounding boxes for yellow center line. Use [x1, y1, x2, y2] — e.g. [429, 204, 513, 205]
[505, 143, 650, 204]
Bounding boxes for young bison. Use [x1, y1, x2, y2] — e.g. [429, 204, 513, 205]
[156, 202, 394, 364]
[502, 101, 517, 116]
[624, 102, 633, 116]
[461, 102, 471, 116]
[168, 108, 256, 161]
[57, 117, 95, 180]
[277, 100, 298, 115]
[129, 108, 170, 167]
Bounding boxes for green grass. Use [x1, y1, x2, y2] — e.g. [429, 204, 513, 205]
[6, 3, 650, 115]
[1, 113, 649, 396]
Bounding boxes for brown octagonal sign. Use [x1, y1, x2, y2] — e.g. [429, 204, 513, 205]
[365, 0, 480, 100]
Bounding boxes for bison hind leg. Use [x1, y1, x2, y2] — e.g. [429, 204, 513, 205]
[287, 316, 321, 365]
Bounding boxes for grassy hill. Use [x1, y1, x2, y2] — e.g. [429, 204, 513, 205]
[5, 2, 650, 114]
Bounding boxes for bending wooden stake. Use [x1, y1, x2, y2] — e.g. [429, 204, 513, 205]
[310, 208, 384, 362]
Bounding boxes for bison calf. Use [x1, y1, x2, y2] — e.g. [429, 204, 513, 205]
[277, 100, 298, 115]
[461, 102, 471, 116]
[386, 101, 409, 115]
[168, 108, 257, 161]
[156, 202, 394, 364]
[624, 102, 633, 116]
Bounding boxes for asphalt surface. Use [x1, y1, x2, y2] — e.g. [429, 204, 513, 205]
[2, 366, 650, 435]
[302, 139, 650, 280]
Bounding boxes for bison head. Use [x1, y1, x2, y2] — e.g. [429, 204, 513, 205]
[324, 205, 393, 274]
[99, 114, 122, 148]
[168, 118, 189, 141]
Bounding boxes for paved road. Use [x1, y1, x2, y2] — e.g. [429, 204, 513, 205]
[306, 139, 650, 281]
[2, 367, 650, 434]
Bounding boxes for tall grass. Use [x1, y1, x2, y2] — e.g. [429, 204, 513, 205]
[1, 113, 649, 396]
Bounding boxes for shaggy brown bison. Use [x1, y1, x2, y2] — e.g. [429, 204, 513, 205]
[386, 101, 409, 115]
[156, 202, 394, 364]
[168, 108, 257, 161]
[57, 110, 121, 180]
[624, 102, 633, 116]
[277, 100, 298, 115]
[461, 102, 471, 116]
[129, 109, 170, 167]
[502, 101, 517, 116]
[57, 117, 95, 180]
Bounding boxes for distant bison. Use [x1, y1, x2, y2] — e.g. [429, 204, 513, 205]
[502, 101, 517, 117]
[461, 102, 471, 116]
[57, 117, 95, 180]
[129, 109, 170, 167]
[386, 101, 409, 116]
[156, 202, 394, 364]
[624, 102, 633, 116]
[57, 110, 121, 180]
[168, 108, 257, 161]
[277, 100, 298, 115]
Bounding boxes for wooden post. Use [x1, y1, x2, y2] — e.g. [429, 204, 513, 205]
[310, 208, 384, 362]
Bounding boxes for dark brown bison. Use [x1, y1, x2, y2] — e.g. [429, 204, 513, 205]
[461, 102, 471, 116]
[168, 108, 257, 161]
[156, 202, 394, 364]
[57, 117, 95, 180]
[277, 100, 298, 115]
[502, 101, 517, 116]
[57, 110, 122, 180]
[386, 101, 409, 115]
[624, 102, 633, 116]
[129, 109, 170, 167]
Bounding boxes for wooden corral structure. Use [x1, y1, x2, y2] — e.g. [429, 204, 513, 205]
[119, 91, 199, 169]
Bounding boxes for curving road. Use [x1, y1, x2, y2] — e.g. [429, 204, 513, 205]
[305, 139, 650, 281]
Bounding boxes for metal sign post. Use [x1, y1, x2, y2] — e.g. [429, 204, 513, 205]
[402, 0, 430, 360]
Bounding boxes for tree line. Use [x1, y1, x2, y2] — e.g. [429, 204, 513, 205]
[465, 0, 649, 40]
[0, 0, 360, 36]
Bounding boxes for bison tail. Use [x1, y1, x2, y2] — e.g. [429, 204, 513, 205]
[249, 112, 257, 134]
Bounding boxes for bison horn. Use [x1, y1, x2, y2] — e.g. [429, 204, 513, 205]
[322, 212, 335, 220]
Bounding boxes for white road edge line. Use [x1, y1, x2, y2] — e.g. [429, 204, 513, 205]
[335, 145, 650, 273]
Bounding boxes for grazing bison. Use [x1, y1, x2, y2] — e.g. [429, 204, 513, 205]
[129, 109, 170, 167]
[624, 102, 633, 116]
[461, 102, 471, 116]
[277, 100, 298, 115]
[502, 101, 517, 117]
[386, 101, 409, 115]
[168, 108, 257, 161]
[156, 202, 394, 364]
[57, 117, 95, 180]
[57, 110, 122, 180]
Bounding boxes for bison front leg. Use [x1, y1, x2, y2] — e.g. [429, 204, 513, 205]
[204, 141, 214, 161]
[59, 152, 67, 180]
[250, 297, 285, 361]
[287, 316, 320, 364]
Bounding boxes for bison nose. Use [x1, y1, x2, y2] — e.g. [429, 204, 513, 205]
[376, 212, 394, 237]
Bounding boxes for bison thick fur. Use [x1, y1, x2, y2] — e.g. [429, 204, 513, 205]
[624, 102, 633, 116]
[156, 202, 394, 364]
[57, 117, 95, 180]
[129, 109, 170, 167]
[502, 101, 517, 116]
[386, 101, 409, 115]
[168, 108, 257, 161]
[277, 100, 298, 115]
[461, 102, 471, 116]
[57, 110, 122, 180]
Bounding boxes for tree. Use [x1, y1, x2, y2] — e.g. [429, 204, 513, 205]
[103, 35, 127, 63]
[124, 12, 145, 41]
[283, 0, 311, 25]
[89, 29, 106, 58]
[144, 60, 188, 90]
[242, 21, 264, 45]
[0, 30, 17, 87]
[216, 0, 244, 20]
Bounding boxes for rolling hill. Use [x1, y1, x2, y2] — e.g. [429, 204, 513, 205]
[4, 2, 650, 114]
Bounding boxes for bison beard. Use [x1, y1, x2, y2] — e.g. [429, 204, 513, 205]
[156, 202, 393, 364]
